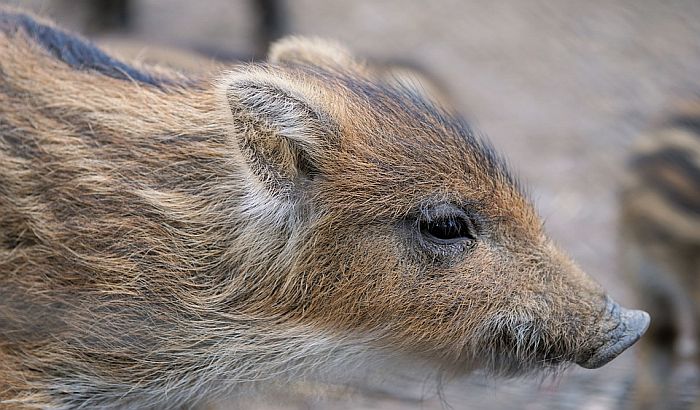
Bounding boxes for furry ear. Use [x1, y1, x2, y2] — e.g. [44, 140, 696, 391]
[221, 69, 334, 196]
[268, 36, 364, 71]
[373, 61, 453, 109]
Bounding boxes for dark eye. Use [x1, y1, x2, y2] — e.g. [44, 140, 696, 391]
[420, 216, 476, 244]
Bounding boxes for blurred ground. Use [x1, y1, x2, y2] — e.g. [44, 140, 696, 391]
[3, 0, 700, 408]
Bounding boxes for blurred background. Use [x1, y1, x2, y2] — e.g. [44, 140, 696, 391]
[2, 1, 699, 408]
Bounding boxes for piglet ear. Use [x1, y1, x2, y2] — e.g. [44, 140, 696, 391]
[221, 69, 334, 196]
[373, 62, 454, 110]
[268, 36, 365, 72]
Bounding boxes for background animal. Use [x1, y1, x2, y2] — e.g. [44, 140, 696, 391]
[621, 103, 700, 410]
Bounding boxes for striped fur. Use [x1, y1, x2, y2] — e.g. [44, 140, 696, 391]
[1, 8, 642, 409]
[622, 110, 700, 410]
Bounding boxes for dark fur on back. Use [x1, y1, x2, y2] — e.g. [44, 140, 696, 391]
[0, 9, 167, 86]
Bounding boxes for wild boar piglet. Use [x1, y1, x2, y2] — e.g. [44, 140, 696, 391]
[0, 9, 649, 409]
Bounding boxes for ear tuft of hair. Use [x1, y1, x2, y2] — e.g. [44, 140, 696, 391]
[268, 36, 364, 72]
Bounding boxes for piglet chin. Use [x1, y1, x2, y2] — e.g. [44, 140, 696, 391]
[577, 299, 650, 369]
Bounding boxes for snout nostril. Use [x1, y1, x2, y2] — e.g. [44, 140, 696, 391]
[625, 309, 651, 337]
[577, 304, 651, 369]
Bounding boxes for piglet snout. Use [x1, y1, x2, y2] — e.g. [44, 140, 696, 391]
[577, 298, 650, 369]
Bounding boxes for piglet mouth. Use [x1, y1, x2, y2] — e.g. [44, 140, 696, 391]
[576, 297, 650, 369]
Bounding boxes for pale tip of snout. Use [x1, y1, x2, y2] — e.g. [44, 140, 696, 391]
[578, 308, 650, 369]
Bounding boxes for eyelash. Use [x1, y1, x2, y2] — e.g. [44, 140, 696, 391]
[419, 215, 476, 244]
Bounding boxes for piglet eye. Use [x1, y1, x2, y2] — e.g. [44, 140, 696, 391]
[420, 216, 476, 243]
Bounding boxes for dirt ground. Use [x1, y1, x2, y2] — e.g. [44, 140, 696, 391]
[3, 0, 700, 408]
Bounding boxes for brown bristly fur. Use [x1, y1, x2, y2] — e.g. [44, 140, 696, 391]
[1, 9, 637, 409]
